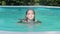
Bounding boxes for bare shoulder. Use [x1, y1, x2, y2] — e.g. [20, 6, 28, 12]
[34, 20, 42, 26]
[35, 20, 42, 24]
[17, 19, 27, 24]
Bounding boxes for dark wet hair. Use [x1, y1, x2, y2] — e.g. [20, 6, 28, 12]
[25, 9, 35, 21]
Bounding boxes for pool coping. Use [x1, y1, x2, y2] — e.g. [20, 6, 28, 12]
[0, 6, 60, 8]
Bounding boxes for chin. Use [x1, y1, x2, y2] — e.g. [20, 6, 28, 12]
[29, 18, 33, 20]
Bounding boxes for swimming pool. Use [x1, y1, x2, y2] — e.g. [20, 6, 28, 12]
[0, 6, 60, 32]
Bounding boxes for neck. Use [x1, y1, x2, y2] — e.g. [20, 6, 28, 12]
[28, 19, 33, 21]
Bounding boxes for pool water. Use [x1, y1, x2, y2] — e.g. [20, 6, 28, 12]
[0, 7, 60, 32]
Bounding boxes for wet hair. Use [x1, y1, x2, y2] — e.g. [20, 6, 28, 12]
[25, 9, 35, 21]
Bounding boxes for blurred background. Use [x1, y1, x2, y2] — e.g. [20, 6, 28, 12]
[0, 0, 60, 6]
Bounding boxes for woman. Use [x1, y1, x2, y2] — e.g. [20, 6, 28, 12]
[18, 9, 41, 24]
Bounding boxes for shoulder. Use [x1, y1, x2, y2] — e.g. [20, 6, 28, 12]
[34, 20, 42, 24]
[17, 19, 27, 23]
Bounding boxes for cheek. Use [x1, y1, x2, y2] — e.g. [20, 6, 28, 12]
[29, 15, 34, 18]
[32, 15, 34, 18]
[26, 14, 34, 19]
[26, 15, 30, 18]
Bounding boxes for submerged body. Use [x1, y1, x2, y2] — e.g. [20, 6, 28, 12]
[17, 9, 41, 31]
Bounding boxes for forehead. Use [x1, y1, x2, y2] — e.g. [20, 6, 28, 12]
[27, 10, 34, 13]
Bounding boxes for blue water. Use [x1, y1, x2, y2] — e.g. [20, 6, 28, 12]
[0, 7, 60, 32]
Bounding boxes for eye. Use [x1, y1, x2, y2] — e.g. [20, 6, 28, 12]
[27, 13, 30, 15]
[31, 13, 34, 15]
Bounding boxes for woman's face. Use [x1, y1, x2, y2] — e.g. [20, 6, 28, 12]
[26, 10, 34, 20]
